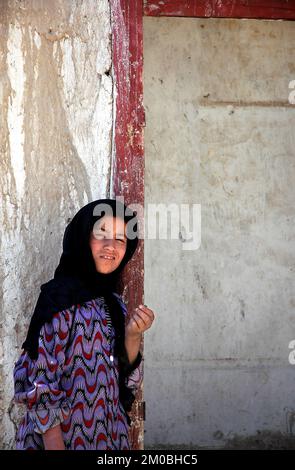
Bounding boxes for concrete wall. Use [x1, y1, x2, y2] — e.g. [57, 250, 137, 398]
[0, 0, 112, 448]
[143, 17, 295, 448]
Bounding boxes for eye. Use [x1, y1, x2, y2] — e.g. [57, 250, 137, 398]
[93, 228, 106, 239]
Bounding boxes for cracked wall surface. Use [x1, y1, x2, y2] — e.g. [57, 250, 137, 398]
[0, 0, 113, 448]
[143, 17, 295, 449]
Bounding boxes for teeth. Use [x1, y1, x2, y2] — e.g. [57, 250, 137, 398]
[101, 256, 114, 260]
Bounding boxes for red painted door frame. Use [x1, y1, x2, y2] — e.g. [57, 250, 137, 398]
[110, 0, 145, 450]
[110, 0, 295, 450]
[144, 0, 295, 19]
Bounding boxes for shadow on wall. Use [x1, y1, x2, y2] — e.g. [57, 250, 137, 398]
[145, 430, 295, 450]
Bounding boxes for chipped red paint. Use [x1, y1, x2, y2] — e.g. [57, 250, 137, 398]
[110, 0, 145, 450]
[109, 0, 295, 452]
[144, 0, 295, 20]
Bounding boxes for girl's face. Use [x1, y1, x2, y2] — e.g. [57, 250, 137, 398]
[89, 215, 127, 274]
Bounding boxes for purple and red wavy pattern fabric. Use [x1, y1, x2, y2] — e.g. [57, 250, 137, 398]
[13, 294, 143, 450]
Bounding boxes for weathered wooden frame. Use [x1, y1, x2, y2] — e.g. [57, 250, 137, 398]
[110, 0, 295, 450]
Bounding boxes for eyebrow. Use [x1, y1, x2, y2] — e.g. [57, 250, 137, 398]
[98, 227, 126, 238]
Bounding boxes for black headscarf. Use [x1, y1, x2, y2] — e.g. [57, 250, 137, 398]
[21, 198, 141, 423]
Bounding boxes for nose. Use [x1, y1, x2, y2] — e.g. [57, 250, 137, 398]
[103, 239, 116, 250]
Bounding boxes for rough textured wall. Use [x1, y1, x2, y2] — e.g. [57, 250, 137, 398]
[0, 0, 112, 448]
[143, 17, 295, 448]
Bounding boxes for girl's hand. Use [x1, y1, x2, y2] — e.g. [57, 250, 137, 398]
[125, 304, 155, 337]
[42, 424, 66, 450]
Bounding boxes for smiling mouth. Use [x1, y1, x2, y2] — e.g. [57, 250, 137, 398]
[100, 255, 115, 261]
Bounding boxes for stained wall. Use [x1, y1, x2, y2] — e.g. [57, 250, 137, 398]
[0, 0, 112, 448]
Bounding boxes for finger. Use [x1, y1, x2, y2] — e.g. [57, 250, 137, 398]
[134, 312, 153, 330]
[138, 304, 152, 313]
[137, 305, 155, 320]
[133, 310, 148, 326]
[130, 315, 142, 330]
[136, 309, 153, 326]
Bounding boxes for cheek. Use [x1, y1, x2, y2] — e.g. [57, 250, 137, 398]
[118, 245, 127, 261]
[90, 239, 102, 254]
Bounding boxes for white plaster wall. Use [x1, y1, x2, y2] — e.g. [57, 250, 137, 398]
[0, 0, 112, 448]
[143, 17, 295, 448]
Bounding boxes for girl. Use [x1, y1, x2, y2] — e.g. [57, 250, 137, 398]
[13, 198, 155, 450]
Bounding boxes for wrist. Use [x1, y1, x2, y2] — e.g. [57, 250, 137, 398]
[125, 330, 142, 340]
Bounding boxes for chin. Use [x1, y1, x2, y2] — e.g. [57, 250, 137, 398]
[96, 264, 116, 274]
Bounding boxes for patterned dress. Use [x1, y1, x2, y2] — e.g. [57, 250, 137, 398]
[13, 293, 143, 450]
